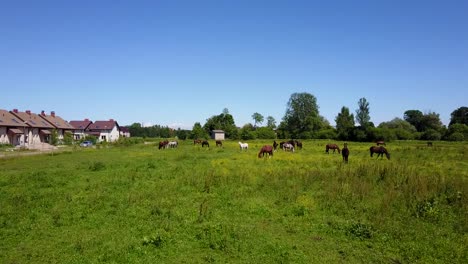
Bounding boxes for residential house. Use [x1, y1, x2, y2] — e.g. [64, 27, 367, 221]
[87, 119, 120, 142]
[211, 130, 225, 140]
[38, 111, 75, 141]
[0, 109, 30, 146]
[69, 119, 93, 140]
[10, 109, 55, 146]
[120, 126, 131, 138]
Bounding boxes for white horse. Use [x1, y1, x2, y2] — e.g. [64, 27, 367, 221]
[283, 143, 295, 152]
[168, 141, 178, 148]
[238, 142, 248, 151]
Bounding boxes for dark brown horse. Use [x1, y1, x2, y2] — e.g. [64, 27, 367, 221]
[295, 140, 303, 150]
[326, 143, 340, 154]
[376, 140, 386, 146]
[342, 143, 349, 163]
[273, 140, 278, 151]
[158, 140, 169, 149]
[216, 140, 222, 147]
[194, 139, 202, 145]
[370, 146, 390, 160]
[258, 145, 273, 158]
[202, 140, 210, 147]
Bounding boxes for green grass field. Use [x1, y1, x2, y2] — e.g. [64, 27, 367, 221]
[1, 140, 467, 263]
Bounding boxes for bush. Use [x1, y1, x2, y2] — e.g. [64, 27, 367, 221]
[314, 129, 337, 139]
[421, 129, 442, 140]
[447, 132, 464, 141]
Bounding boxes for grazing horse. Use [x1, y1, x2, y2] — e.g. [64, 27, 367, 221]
[158, 140, 169, 149]
[326, 143, 340, 154]
[370, 146, 390, 160]
[258, 145, 274, 158]
[273, 140, 278, 151]
[238, 141, 248, 150]
[283, 143, 295, 152]
[342, 143, 349, 163]
[295, 140, 303, 150]
[201, 140, 210, 148]
[168, 141, 178, 148]
[279, 141, 286, 149]
[427, 141, 433, 147]
[376, 140, 386, 146]
[216, 140, 223, 147]
[194, 139, 202, 145]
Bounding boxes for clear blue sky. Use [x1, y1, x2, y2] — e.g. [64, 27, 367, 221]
[2, 0, 467, 129]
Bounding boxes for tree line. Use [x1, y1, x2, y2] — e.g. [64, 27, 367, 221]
[126, 92, 468, 142]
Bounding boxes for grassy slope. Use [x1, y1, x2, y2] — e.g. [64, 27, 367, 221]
[0, 140, 467, 263]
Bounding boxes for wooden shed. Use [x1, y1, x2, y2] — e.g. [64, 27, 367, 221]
[211, 130, 225, 140]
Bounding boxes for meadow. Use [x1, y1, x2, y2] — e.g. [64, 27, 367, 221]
[0, 140, 467, 263]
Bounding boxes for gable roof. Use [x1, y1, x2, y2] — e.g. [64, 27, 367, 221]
[69, 120, 93, 130]
[38, 111, 75, 130]
[88, 120, 119, 131]
[10, 109, 54, 129]
[120, 126, 130, 133]
[0, 109, 30, 127]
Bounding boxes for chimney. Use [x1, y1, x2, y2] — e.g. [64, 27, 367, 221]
[84, 118, 89, 122]
[41, 110, 46, 116]
[13, 109, 18, 113]
[26, 110, 31, 115]
[110, 119, 114, 122]
[51, 111, 55, 117]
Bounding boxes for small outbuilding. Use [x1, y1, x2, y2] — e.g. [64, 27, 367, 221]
[211, 130, 225, 140]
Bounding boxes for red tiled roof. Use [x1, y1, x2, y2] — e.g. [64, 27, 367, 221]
[10, 110, 54, 129]
[69, 120, 93, 130]
[88, 120, 119, 131]
[0, 109, 31, 127]
[38, 111, 75, 130]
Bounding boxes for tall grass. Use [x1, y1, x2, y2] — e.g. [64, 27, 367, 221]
[0, 140, 466, 263]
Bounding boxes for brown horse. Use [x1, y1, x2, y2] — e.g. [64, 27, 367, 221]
[158, 140, 169, 149]
[370, 146, 390, 160]
[194, 139, 202, 145]
[202, 140, 210, 147]
[295, 140, 303, 150]
[376, 140, 386, 146]
[326, 144, 340, 154]
[341, 143, 349, 163]
[258, 145, 274, 158]
[216, 140, 222, 147]
[273, 140, 278, 151]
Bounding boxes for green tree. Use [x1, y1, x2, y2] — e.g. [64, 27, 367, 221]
[378, 117, 417, 140]
[335, 106, 355, 140]
[203, 109, 237, 139]
[252, 112, 264, 128]
[282, 92, 321, 138]
[404, 110, 424, 132]
[266, 116, 276, 129]
[445, 123, 468, 141]
[191, 122, 207, 139]
[449, 106, 468, 126]
[239, 123, 256, 140]
[255, 127, 276, 139]
[355, 97, 371, 128]
[420, 112, 444, 132]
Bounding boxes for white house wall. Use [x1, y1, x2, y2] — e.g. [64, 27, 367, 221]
[0, 127, 9, 144]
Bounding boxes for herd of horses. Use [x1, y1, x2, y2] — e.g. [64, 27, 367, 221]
[159, 139, 392, 162]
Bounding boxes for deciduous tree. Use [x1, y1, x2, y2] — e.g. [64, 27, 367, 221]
[282, 92, 321, 138]
[355, 97, 371, 128]
[251, 112, 264, 128]
[335, 106, 355, 140]
[449, 106, 468, 126]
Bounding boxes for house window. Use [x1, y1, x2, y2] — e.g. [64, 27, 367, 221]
[101, 135, 106, 141]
